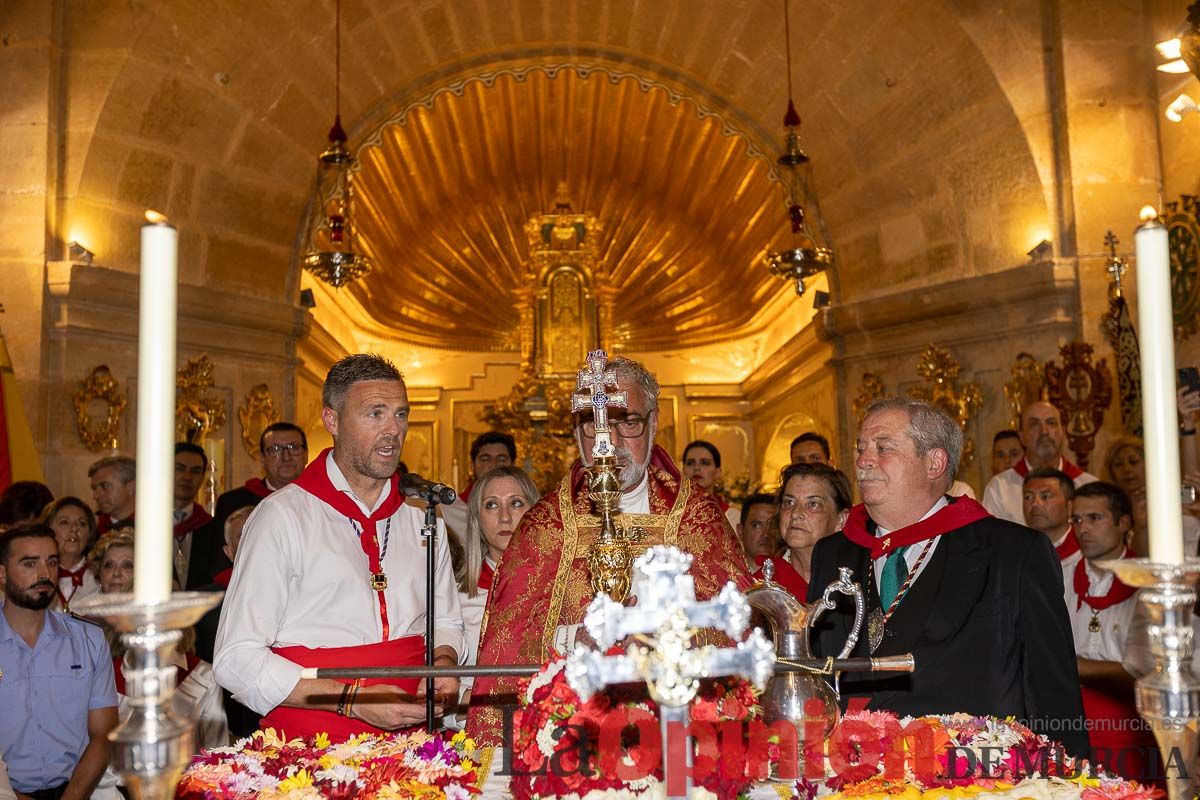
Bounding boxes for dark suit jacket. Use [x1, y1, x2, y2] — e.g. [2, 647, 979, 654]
[184, 486, 264, 591]
[808, 508, 1089, 757]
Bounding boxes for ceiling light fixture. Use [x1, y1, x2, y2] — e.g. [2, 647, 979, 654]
[763, 0, 834, 297]
[300, 0, 371, 289]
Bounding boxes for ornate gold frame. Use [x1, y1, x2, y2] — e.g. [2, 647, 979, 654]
[908, 344, 983, 467]
[176, 355, 227, 444]
[237, 384, 281, 458]
[73, 366, 127, 452]
[1044, 342, 1112, 470]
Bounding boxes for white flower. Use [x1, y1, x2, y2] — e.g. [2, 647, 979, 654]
[314, 765, 359, 785]
[526, 658, 568, 704]
[537, 720, 560, 757]
[972, 718, 1022, 750]
[445, 784, 472, 800]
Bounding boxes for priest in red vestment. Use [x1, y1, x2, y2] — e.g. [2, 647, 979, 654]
[467, 355, 753, 744]
[214, 354, 464, 742]
[808, 397, 1089, 757]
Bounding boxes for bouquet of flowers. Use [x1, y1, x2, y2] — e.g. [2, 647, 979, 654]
[509, 654, 775, 800]
[176, 728, 481, 800]
[810, 711, 1163, 800]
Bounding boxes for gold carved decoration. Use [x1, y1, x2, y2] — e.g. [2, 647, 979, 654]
[1004, 353, 1045, 429]
[238, 384, 281, 458]
[908, 344, 983, 467]
[851, 373, 886, 420]
[73, 366, 126, 452]
[176, 355, 227, 444]
[1044, 342, 1112, 470]
[479, 372, 578, 495]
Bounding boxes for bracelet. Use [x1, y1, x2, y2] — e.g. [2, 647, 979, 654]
[336, 683, 352, 717]
[347, 680, 360, 718]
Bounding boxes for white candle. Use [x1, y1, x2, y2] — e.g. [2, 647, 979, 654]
[134, 214, 178, 603]
[1135, 206, 1185, 565]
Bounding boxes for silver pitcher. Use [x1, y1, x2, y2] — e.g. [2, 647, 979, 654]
[746, 562, 865, 737]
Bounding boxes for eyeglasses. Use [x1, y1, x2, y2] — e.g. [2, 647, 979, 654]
[264, 443, 307, 458]
[579, 415, 653, 439]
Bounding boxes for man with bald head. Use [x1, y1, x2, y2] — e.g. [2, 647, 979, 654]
[982, 401, 1096, 525]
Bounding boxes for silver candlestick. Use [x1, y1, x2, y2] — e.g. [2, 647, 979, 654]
[75, 591, 223, 800]
[1101, 558, 1200, 800]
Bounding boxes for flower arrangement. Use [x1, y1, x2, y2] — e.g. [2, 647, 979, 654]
[175, 728, 481, 800]
[509, 654, 775, 800]
[810, 711, 1163, 800]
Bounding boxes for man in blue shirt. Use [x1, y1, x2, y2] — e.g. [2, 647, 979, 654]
[0, 524, 117, 800]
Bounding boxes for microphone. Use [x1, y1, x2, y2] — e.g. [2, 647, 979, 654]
[400, 473, 457, 505]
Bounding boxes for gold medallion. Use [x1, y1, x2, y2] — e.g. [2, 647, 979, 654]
[867, 608, 886, 653]
[1088, 611, 1101, 633]
[370, 572, 388, 592]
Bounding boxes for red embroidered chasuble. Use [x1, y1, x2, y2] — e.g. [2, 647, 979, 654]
[466, 445, 753, 744]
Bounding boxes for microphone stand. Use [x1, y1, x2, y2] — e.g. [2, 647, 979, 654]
[420, 493, 445, 733]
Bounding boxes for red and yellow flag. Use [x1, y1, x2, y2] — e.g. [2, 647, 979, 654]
[0, 330, 44, 492]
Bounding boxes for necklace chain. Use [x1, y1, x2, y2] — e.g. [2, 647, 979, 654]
[870, 538, 936, 623]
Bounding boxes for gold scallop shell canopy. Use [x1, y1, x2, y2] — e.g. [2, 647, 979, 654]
[349, 67, 791, 352]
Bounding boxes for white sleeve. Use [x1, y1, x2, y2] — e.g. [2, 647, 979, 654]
[0, 757, 15, 800]
[433, 519, 467, 662]
[981, 475, 1004, 518]
[212, 501, 305, 714]
[174, 661, 230, 752]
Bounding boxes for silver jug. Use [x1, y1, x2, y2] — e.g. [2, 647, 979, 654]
[746, 562, 865, 738]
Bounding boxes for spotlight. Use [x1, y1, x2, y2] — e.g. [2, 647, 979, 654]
[299, 289, 317, 309]
[1167, 93, 1198, 122]
[1027, 240, 1053, 262]
[812, 290, 831, 310]
[67, 241, 95, 265]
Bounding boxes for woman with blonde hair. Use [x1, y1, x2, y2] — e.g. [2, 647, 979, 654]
[445, 466, 539, 728]
[1101, 435, 1200, 556]
[89, 529, 229, 754]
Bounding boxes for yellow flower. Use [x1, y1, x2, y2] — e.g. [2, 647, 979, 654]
[276, 769, 314, 793]
[451, 730, 466, 745]
[461, 759, 476, 773]
[314, 732, 330, 750]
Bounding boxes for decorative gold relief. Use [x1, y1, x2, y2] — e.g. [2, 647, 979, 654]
[237, 384, 281, 458]
[908, 344, 983, 467]
[73, 366, 126, 452]
[1044, 342, 1112, 470]
[851, 373, 886, 420]
[176, 355, 227, 444]
[1004, 353, 1045, 429]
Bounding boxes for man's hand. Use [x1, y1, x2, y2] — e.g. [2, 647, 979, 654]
[1179, 386, 1200, 421]
[351, 684, 438, 729]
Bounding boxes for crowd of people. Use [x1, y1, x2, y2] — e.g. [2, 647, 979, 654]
[2, 350, 1199, 796]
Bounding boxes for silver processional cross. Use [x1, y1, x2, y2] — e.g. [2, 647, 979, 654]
[571, 349, 627, 458]
[565, 546, 775, 799]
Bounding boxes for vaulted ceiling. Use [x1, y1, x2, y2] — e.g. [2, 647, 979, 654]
[349, 66, 789, 352]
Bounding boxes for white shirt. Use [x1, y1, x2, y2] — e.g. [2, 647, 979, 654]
[213, 451, 466, 715]
[1062, 557, 1139, 663]
[872, 496, 947, 597]
[981, 458, 1098, 524]
[54, 559, 100, 613]
[619, 472, 650, 513]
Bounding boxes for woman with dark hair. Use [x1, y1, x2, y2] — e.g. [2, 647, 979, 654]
[683, 439, 742, 529]
[753, 462, 853, 601]
[0, 480, 53, 529]
[39, 496, 99, 611]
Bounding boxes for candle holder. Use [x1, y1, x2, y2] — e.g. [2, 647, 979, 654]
[1099, 558, 1200, 800]
[74, 591, 223, 800]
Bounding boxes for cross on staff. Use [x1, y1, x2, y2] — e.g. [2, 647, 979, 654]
[565, 546, 774, 799]
[571, 349, 627, 458]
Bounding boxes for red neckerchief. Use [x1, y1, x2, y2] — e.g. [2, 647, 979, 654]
[478, 560, 494, 592]
[1012, 456, 1085, 481]
[753, 554, 809, 601]
[96, 512, 133, 535]
[714, 492, 730, 512]
[1073, 549, 1137, 611]
[841, 496, 992, 558]
[59, 561, 88, 588]
[460, 480, 475, 503]
[293, 449, 403, 639]
[212, 567, 233, 588]
[1055, 526, 1081, 561]
[173, 503, 212, 539]
[244, 477, 273, 499]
